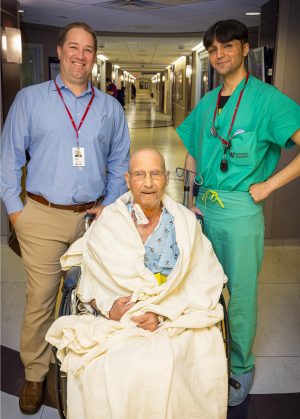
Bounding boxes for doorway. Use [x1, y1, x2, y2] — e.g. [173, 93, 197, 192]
[21, 43, 44, 88]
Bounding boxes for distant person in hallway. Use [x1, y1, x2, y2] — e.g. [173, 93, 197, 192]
[177, 19, 300, 407]
[0, 21, 130, 415]
[106, 77, 118, 99]
[131, 81, 136, 98]
[46, 148, 228, 419]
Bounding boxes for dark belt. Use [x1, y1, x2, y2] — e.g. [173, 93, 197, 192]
[27, 192, 101, 212]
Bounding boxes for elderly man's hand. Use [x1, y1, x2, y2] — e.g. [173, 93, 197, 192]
[131, 312, 159, 332]
[86, 205, 105, 222]
[109, 296, 136, 321]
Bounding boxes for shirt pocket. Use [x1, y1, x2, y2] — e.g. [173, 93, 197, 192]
[228, 130, 257, 166]
[92, 115, 113, 144]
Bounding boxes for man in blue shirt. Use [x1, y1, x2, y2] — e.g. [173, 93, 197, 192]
[0, 22, 130, 414]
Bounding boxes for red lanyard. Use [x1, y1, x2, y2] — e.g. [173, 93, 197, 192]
[211, 71, 249, 147]
[54, 79, 95, 145]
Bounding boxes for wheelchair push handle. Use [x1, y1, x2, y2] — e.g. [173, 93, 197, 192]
[196, 213, 203, 224]
[84, 213, 95, 231]
[176, 167, 203, 209]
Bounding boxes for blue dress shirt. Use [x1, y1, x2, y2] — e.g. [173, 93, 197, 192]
[0, 74, 130, 214]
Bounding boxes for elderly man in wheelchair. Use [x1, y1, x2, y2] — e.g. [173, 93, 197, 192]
[46, 148, 228, 419]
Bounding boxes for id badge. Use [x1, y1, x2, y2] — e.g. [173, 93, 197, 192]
[72, 147, 85, 166]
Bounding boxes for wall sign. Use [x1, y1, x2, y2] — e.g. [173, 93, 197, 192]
[139, 82, 149, 89]
[49, 57, 60, 80]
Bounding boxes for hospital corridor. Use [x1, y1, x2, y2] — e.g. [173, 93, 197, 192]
[1, 94, 300, 418]
[1, 0, 300, 418]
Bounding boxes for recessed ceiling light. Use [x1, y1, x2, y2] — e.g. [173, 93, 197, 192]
[245, 12, 261, 15]
[128, 25, 151, 29]
[19, 10, 25, 13]
[192, 42, 204, 51]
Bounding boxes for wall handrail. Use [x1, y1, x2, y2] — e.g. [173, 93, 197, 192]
[172, 102, 185, 111]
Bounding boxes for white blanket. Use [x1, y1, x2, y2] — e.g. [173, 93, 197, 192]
[46, 192, 228, 419]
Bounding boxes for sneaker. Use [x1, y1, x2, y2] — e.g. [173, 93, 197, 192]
[228, 365, 255, 407]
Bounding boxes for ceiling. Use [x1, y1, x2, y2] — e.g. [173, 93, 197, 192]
[19, 0, 268, 75]
[96, 36, 202, 74]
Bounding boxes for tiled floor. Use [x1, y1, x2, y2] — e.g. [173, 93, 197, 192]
[1, 96, 299, 418]
[126, 95, 173, 130]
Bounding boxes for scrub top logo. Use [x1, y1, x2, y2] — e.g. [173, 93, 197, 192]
[229, 151, 249, 159]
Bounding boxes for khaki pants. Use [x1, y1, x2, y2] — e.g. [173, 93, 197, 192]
[15, 197, 92, 382]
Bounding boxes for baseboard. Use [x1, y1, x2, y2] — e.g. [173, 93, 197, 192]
[264, 238, 300, 247]
[1, 235, 9, 245]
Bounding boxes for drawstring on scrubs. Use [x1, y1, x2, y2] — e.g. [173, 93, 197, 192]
[202, 190, 225, 209]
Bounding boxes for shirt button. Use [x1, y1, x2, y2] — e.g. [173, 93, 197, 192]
[79, 186, 82, 189]
[77, 113, 80, 116]
[78, 131, 81, 134]
[79, 168, 82, 171]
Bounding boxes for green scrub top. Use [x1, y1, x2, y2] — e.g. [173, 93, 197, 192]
[177, 74, 300, 191]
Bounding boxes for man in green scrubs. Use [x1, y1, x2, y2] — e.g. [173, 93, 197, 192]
[177, 19, 300, 406]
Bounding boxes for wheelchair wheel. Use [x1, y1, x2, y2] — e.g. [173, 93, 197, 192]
[53, 288, 71, 419]
[219, 292, 231, 397]
[55, 360, 67, 419]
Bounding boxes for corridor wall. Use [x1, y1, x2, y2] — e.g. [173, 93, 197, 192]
[264, 0, 300, 241]
[106, 62, 112, 81]
[136, 79, 151, 95]
[1, 0, 22, 244]
[172, 57, 188, 128]
[21, 27, 58, 82]
[160, 75, 163, 110]
[163, 69, 172, 116]
[191, 51, 197, 112]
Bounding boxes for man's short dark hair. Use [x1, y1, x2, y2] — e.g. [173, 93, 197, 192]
[203, 19, 248, 50]
[59, 22, 97, 53]
[106, 78, 111, 82]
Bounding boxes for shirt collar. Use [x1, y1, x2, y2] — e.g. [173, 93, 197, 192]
[51, 73, 96, 97]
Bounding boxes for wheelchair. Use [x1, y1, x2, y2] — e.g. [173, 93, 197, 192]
[52, 171, 240, 419]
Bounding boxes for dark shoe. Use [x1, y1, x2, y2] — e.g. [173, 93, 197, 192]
[19, 379, 44, 414]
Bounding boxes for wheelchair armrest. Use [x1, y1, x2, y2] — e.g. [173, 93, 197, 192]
[63, 266, 81, 290]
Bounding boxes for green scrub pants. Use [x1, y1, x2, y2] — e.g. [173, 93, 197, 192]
[196, 188, 265, 375]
